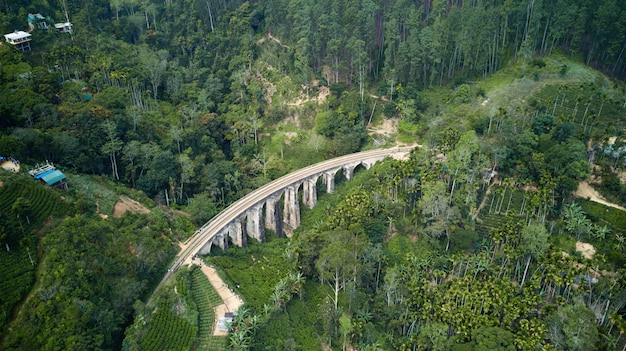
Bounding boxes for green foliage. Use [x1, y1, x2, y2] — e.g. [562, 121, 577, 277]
[545, 303, 599, 351]
[1, 0, 625, 350]
[189, 267, 228, 351]
[450, 327, 516, 351]
[398, 120, 419, 142]
[140, 301, 197, 351]
[209, 238, 290, 312]
[0, 174, 70, 332]
[186, 191, 218, 226]
[2, 211, 178, 350]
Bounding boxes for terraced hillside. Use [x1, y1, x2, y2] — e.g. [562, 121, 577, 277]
[0, 174, 70, 330]
[190, 267, 228, 351]
[532, 82, 626, 133]
[477, 186, 527, 236]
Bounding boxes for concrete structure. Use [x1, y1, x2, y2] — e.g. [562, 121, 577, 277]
[4, 31, 32, 52]
[151, 147, 414, 294]
[54, 22, 72, 33]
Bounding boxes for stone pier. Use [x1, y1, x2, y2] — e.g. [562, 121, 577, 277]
[228, 220, 245, 247]
[342, 162, 362, 180]
[322, 168, 340, 194]
[187, 147, 414, 254]
[265, 195, 284, 238]
[245, 204, 265, 243]
[302, 177, 318, 209]
[283, 185, 300, 231]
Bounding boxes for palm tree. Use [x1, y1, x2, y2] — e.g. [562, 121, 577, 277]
[229, 329, 251, 351]
[593, 225, 611, 240]
[614, 233, 625, 251]
[289, 271, 305, 300]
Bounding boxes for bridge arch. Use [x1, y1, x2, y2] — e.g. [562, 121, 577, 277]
[158, 147, 414, 287]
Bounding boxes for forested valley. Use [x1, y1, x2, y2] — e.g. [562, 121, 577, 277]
[1, 0, 626, 350]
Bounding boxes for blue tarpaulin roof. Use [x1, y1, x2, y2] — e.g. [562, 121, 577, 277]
[41, 170, 66, 185]
[34, 169, 55, 179]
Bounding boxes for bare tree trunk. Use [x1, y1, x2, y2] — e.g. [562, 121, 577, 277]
[521, 256, 531, 288]
[206, 0, 215, 32]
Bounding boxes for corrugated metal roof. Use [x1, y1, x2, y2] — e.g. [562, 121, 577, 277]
[34, 169, 55, 179]
[41, 170, 66, 185]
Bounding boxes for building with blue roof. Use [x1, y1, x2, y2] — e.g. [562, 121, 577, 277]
[41, 170, 66, 187]
[28, 162, 68, 189]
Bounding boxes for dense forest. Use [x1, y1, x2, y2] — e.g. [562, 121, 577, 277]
[1, 0, 626, 350]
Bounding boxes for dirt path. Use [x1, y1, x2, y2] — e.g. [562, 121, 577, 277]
[575, 181, 626, 212]
[112, 196, 150, 217]
[474, 183, 495, 219]
[191, 258, 243, 336]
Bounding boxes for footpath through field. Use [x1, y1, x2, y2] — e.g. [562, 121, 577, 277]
[191, 257, 243, 336]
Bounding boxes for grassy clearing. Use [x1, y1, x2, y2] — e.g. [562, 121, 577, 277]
[65, 174, 120, 215]
[207, 235, 291, 312]
[416, 51, 622, 139]
[66, 173, 153, 216]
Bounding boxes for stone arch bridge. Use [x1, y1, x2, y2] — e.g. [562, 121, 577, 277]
[159, 146, 414, 287]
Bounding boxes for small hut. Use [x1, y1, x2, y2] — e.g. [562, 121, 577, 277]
[29, 162, 68, 190]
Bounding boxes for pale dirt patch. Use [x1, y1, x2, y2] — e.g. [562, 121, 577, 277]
[112, 196, 151, 217]
[318, 86, 330, 101]
[1, 160, 19, 172]
[389, 146, 419, 160]
[575, 181, 626, 212]
[178, 239, 191, 251]
[367, 117, 397, 138]
[95, 202, 108, 219]
[576, 241, 596, 259]
[367, 118, 423, 150]
[284, 132, 298, 145]
[286, 85, 330, 107]
[266, 33, 289, 49]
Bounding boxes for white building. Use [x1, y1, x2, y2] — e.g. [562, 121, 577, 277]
[54, 22, 72, 33]
[4, 31, 32, 52]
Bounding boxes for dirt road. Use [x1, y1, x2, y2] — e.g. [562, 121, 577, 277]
[575, 181, 626, 212]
